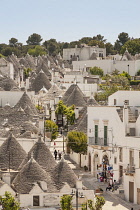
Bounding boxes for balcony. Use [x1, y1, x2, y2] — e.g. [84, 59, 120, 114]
[88, 137, 109, 146]
[125, 165, 135, 176]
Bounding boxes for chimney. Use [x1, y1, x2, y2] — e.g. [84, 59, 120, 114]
[2, 172, 11, 186]
[75, 108, 79, 119]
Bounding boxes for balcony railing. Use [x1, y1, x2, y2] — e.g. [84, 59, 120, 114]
[125, 165, 135, 175]
[88, 137, 109, 146]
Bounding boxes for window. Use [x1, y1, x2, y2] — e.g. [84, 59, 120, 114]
[114, 157, 117, 164]
[124, 100, 129, 105]
[104, 126, 107, 146]
[114, 99, 116, 105]
[95, 125, 98, 144]
[119, 147, 123, 162]
[129, 150, 134, 167]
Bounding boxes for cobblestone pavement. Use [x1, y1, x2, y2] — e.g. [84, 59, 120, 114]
[73, 168, 140, 210]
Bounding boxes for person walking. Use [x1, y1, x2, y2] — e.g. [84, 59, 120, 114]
[58, 150, 62, 160]
[54, 149, 57, 160]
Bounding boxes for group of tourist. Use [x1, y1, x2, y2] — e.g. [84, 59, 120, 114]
[54, 149, 62, 160]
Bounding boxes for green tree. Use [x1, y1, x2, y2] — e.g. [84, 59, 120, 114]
[24, 67, 32, 79]
[0, 191, 20, 210]
[119, 71, 131, 81]
[82, 197, 105, 210]
[45, 120, 58, 140]
[114, 32, 130, 53]
[118, 32, 130, 45]
[55, 100, 75, 125]
[26, 33, 42, 45]
[67, 131, 87, 154]
[28, 45, 46, 56]
[88, 40, 105, 48]
[105, 42, 116, 55]
[93, 34, 106, 43]
[79, 37, 92, 44]
[9, 38, 18, 47]
[43, 39, 60, 56]
[120, 38, 140, 55]
[1, 47, 21, 57]
[90, 66, 104, 77]
[95, 196, 105, 210]
[136, 69, 140, 76]
[60, 194, 73, 210]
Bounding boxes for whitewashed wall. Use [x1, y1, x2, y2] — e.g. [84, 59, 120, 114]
[73, 60, 140, 76]
[0, 91, 35, 107]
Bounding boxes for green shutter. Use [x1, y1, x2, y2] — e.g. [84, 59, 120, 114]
[104, 126, 107, 146]
[95, 125, 98, 144]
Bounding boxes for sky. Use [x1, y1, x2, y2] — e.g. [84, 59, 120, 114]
[0, 0, 140, 45]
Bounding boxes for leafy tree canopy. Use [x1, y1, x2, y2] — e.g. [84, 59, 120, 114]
[90, 66, 104, 77]
[136, 69, 140, 76]
[9, 38, 18, 47]
[60, 194, 73, 210]
[28, 45, 46, 56]
[120, 38, 140, 55]
[45, 120, 58, 140]
[67, 130, 87, 154]
[26, 33, 42, 45]
[93, 34, 106, 43]
[0, 191, 20, 210]
[114, 32, 130, 52]
[55, 100, 75, 125]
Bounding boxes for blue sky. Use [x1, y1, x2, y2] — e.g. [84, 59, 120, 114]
[1, 0, 140, 45]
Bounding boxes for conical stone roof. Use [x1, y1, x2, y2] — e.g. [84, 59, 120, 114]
[62, 84, 77, 103]
[51, 158, 77, 190]
[19, 136, 56, 172]
[15, 92, 38, 115]
[66, 85, 86, 107]
[41, 84, 63, 101]
[0, 133, 26, 170]
[12, 157, 57, 194]
[32, 70, 52, 93]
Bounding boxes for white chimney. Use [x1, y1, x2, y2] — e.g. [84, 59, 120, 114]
[2, 172, 11, 186]
[75, 108, 79, 119]
[123, 102, 129, 135]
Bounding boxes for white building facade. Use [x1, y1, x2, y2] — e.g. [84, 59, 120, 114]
[87, 92, 140, 204]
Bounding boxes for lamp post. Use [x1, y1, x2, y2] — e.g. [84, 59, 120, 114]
[71, 188, 84, 210]
[127, 64, 129, 75]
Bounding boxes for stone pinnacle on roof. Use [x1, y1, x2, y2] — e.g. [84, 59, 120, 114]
[18, 136, 56, 172]
[51, 158, 77, 190]
[0, 133, 27, 170]
[12, 157, 57, 194]
[31, 70, 52, 93]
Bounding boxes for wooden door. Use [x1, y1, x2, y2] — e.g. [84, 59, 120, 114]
[33, 195, 40, 206]
[89, 153, 91, 171]
[129, 182, 134, 203]
[137, 188, 140, 204]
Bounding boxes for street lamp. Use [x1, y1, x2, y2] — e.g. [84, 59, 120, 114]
[127, 64, 129, 75]
[71, 189, 84, 210]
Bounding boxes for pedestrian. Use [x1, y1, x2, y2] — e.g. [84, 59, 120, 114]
[106, 183, 112, 191]
[54, 149, 57, 160]
[58, 150, 61, 160]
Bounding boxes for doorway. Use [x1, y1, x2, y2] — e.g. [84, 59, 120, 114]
[88, 153, 91, 171]
[129, 182, 134, 203]
[33, 195, 40, 206]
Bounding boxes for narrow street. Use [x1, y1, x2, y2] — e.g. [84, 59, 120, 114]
[48, 136, 140, 210]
